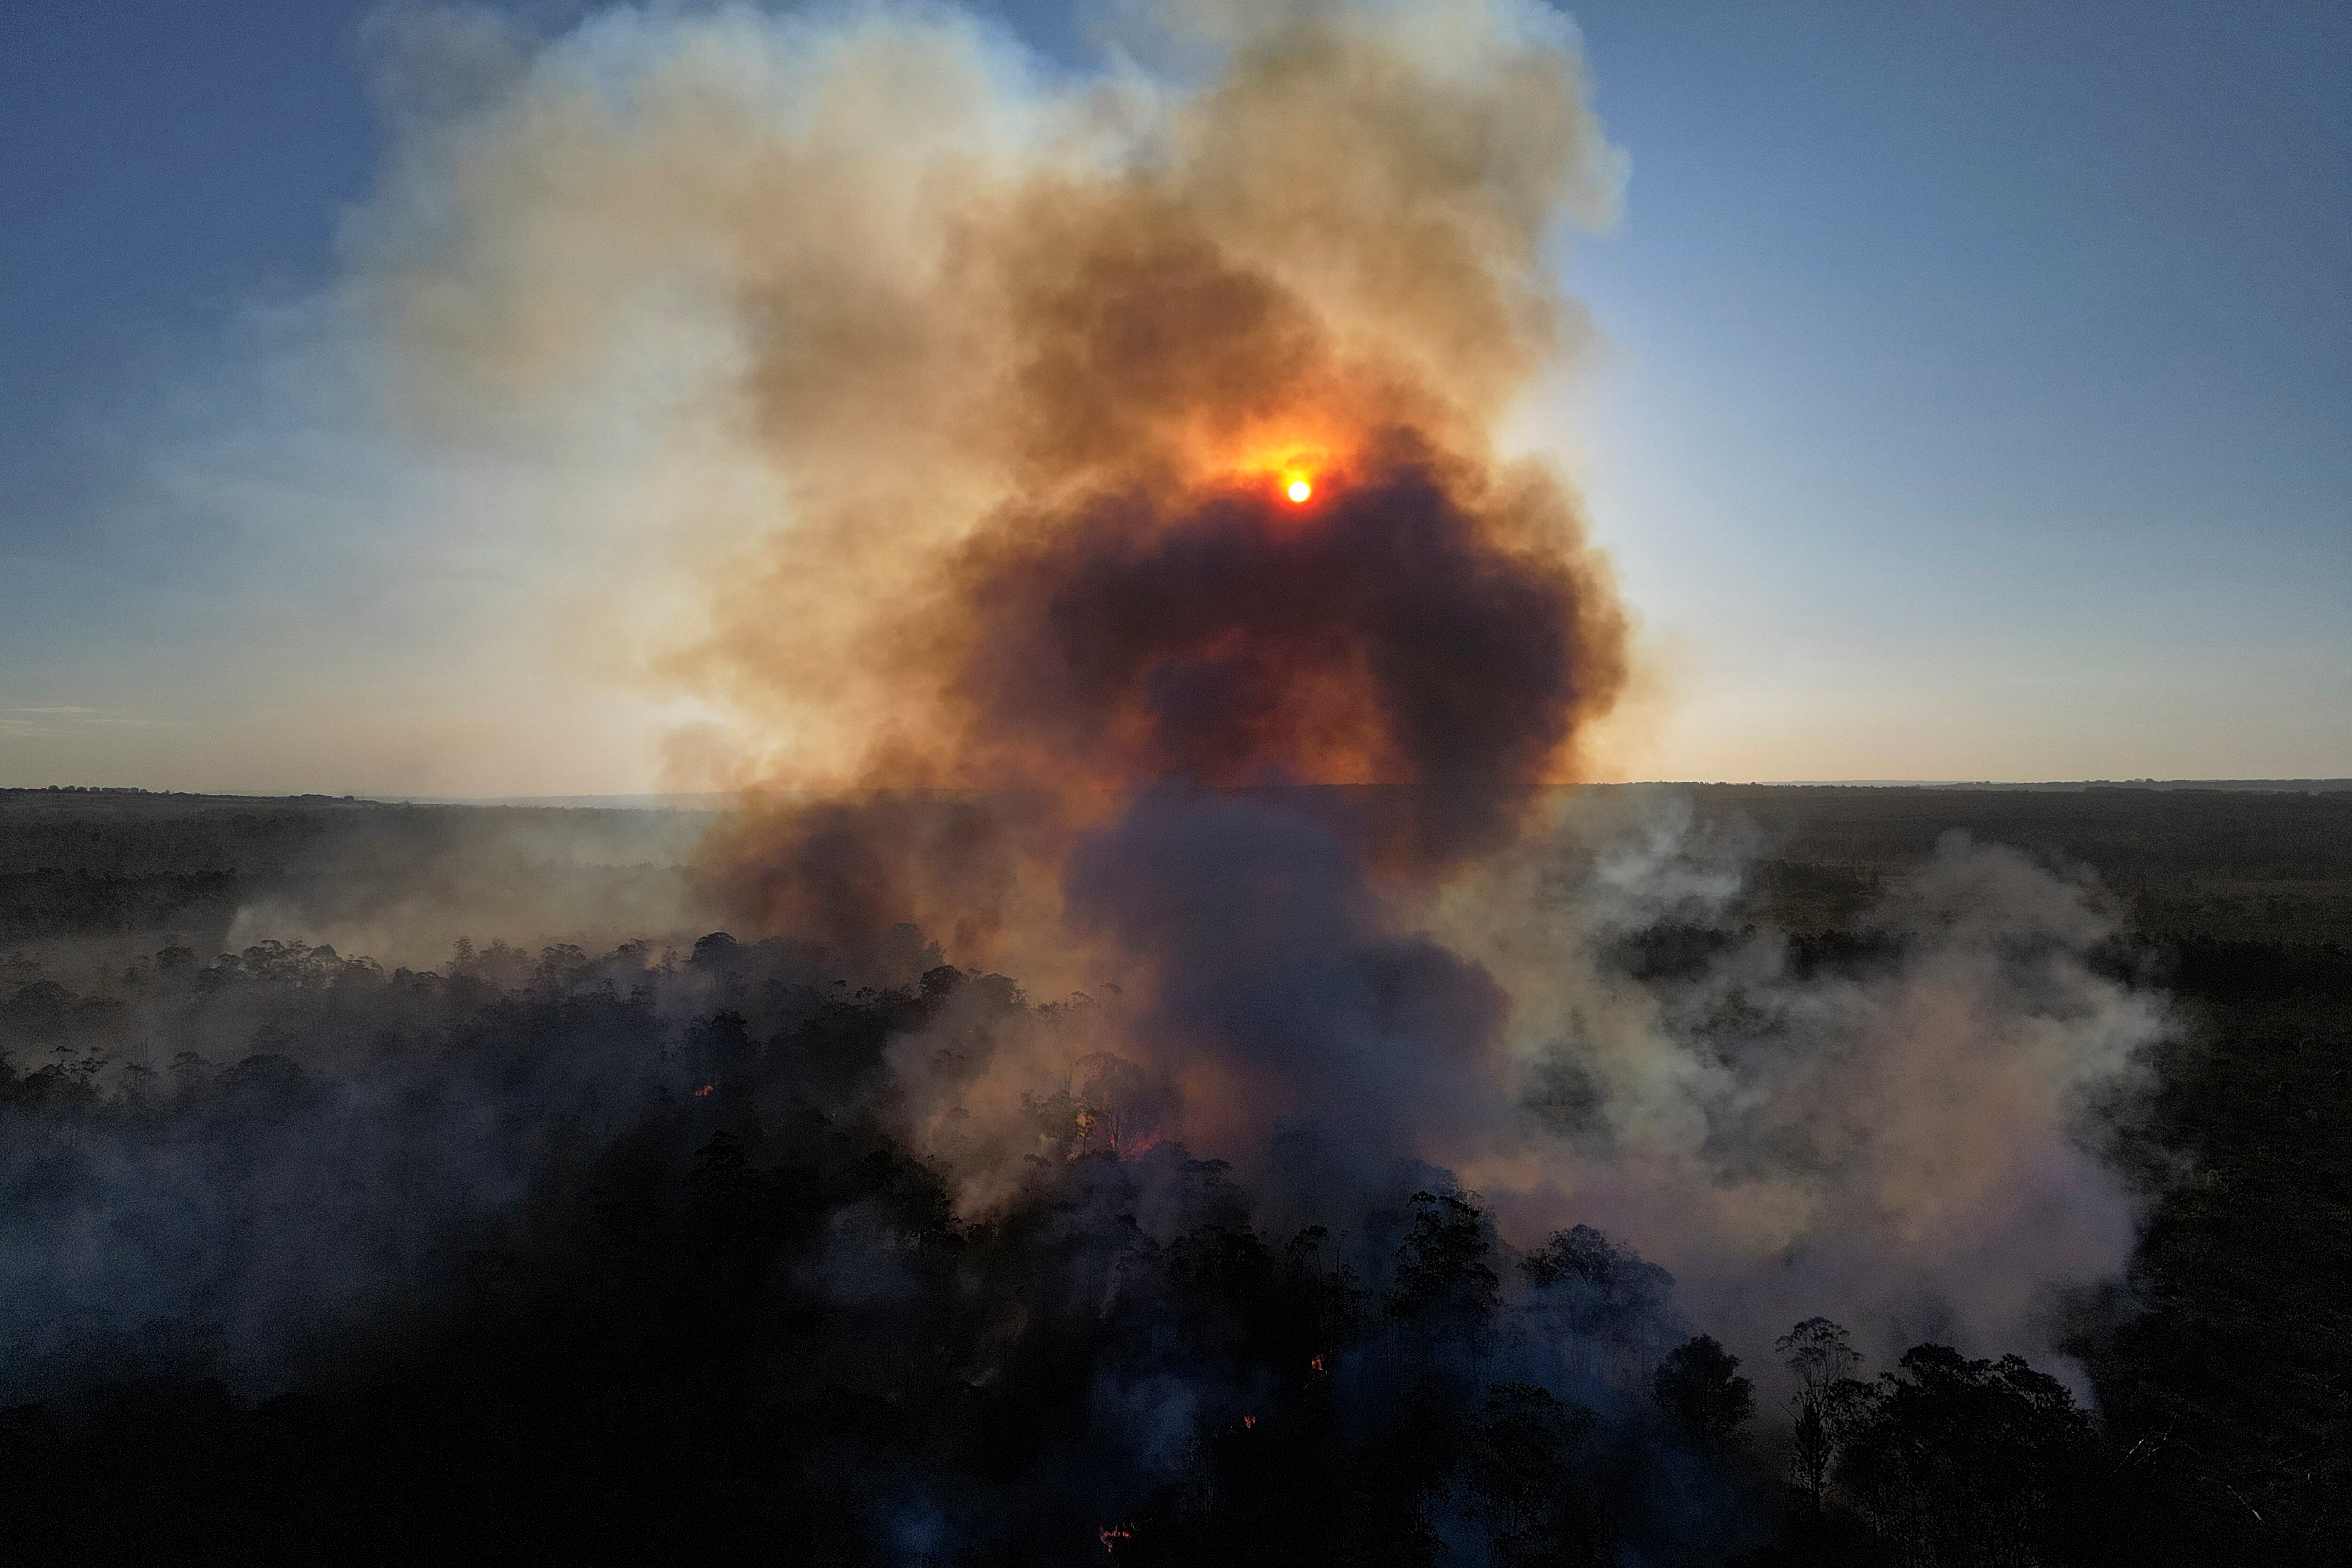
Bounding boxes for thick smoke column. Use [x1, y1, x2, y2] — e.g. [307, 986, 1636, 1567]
[0, 7, 2186, 1559]
[355, 0, 1633, 974]
[0, 8, 2164, 1501]
[655, 0, 1631, 866]
[626, 0, 1641, 1210]
[320, 0, 2163, 1370]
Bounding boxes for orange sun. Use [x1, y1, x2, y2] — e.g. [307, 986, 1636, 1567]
[1286, 478, 1312, 504]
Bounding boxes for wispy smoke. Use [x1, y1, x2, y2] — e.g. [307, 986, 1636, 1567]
[1452, 804, 2163, 1374]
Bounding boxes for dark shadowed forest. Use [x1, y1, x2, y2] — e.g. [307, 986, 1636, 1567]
[0, 783, 2343, 1566]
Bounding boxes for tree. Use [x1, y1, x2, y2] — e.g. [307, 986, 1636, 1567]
[1778, 1317, 1860, 1391]
[1834, 1344, 2096, 1565]
[1387, 1191, 1501, 1325]
[1776, 1318, 1870, 1515]
[1521, 1225, 1676, 1380]
[1463, 1382, 1612, 1567]
[1075, 1051, 1171, 1155]
[1653, 1334, 1754, 1448]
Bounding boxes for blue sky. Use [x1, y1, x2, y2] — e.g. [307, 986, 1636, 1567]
[2, 0, 2345, 791]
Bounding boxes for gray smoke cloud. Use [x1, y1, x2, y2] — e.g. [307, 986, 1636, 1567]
[858, 786, 2162, 1383]
[1451, 793, 2163, 1377]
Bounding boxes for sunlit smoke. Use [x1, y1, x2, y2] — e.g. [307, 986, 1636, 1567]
[211, 0, 2157, 1373]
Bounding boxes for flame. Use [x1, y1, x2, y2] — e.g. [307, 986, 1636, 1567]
[694, 1084, 715, 1098]
[1099, 1525, 1134, 1553]
[1242, 1414, 1257, 1429]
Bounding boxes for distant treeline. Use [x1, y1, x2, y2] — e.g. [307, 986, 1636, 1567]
[0, 794, 703, 956]
[5, 785, 2345, 950]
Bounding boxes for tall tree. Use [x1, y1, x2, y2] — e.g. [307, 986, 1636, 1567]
[1654, 1334, 1755, 1448]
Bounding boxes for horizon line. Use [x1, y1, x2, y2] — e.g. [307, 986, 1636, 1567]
[7, 777, 2351, 808]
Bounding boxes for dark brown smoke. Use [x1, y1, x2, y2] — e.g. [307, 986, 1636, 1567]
[693, 791, 1063, 983]
[671, 3, 1629, 974]
[938, 431, 1621, 863]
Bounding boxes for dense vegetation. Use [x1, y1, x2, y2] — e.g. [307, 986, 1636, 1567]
[0, 785, 2342, 1565]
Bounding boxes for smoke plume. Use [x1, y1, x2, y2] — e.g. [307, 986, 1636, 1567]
[323, 0, 2161, 1369]
[0, 5, 2170, 1556]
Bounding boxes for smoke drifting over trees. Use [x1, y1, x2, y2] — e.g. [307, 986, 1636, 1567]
[6, 0, 2335, 1561]
[0, 917, 2134, 1564]
[8, 773, 2345, 1560]
[0, 784, 2185, 1562]
[329, 0, 2157, 1376]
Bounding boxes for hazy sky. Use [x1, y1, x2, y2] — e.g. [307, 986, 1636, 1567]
[3, 0, 2345, 793]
